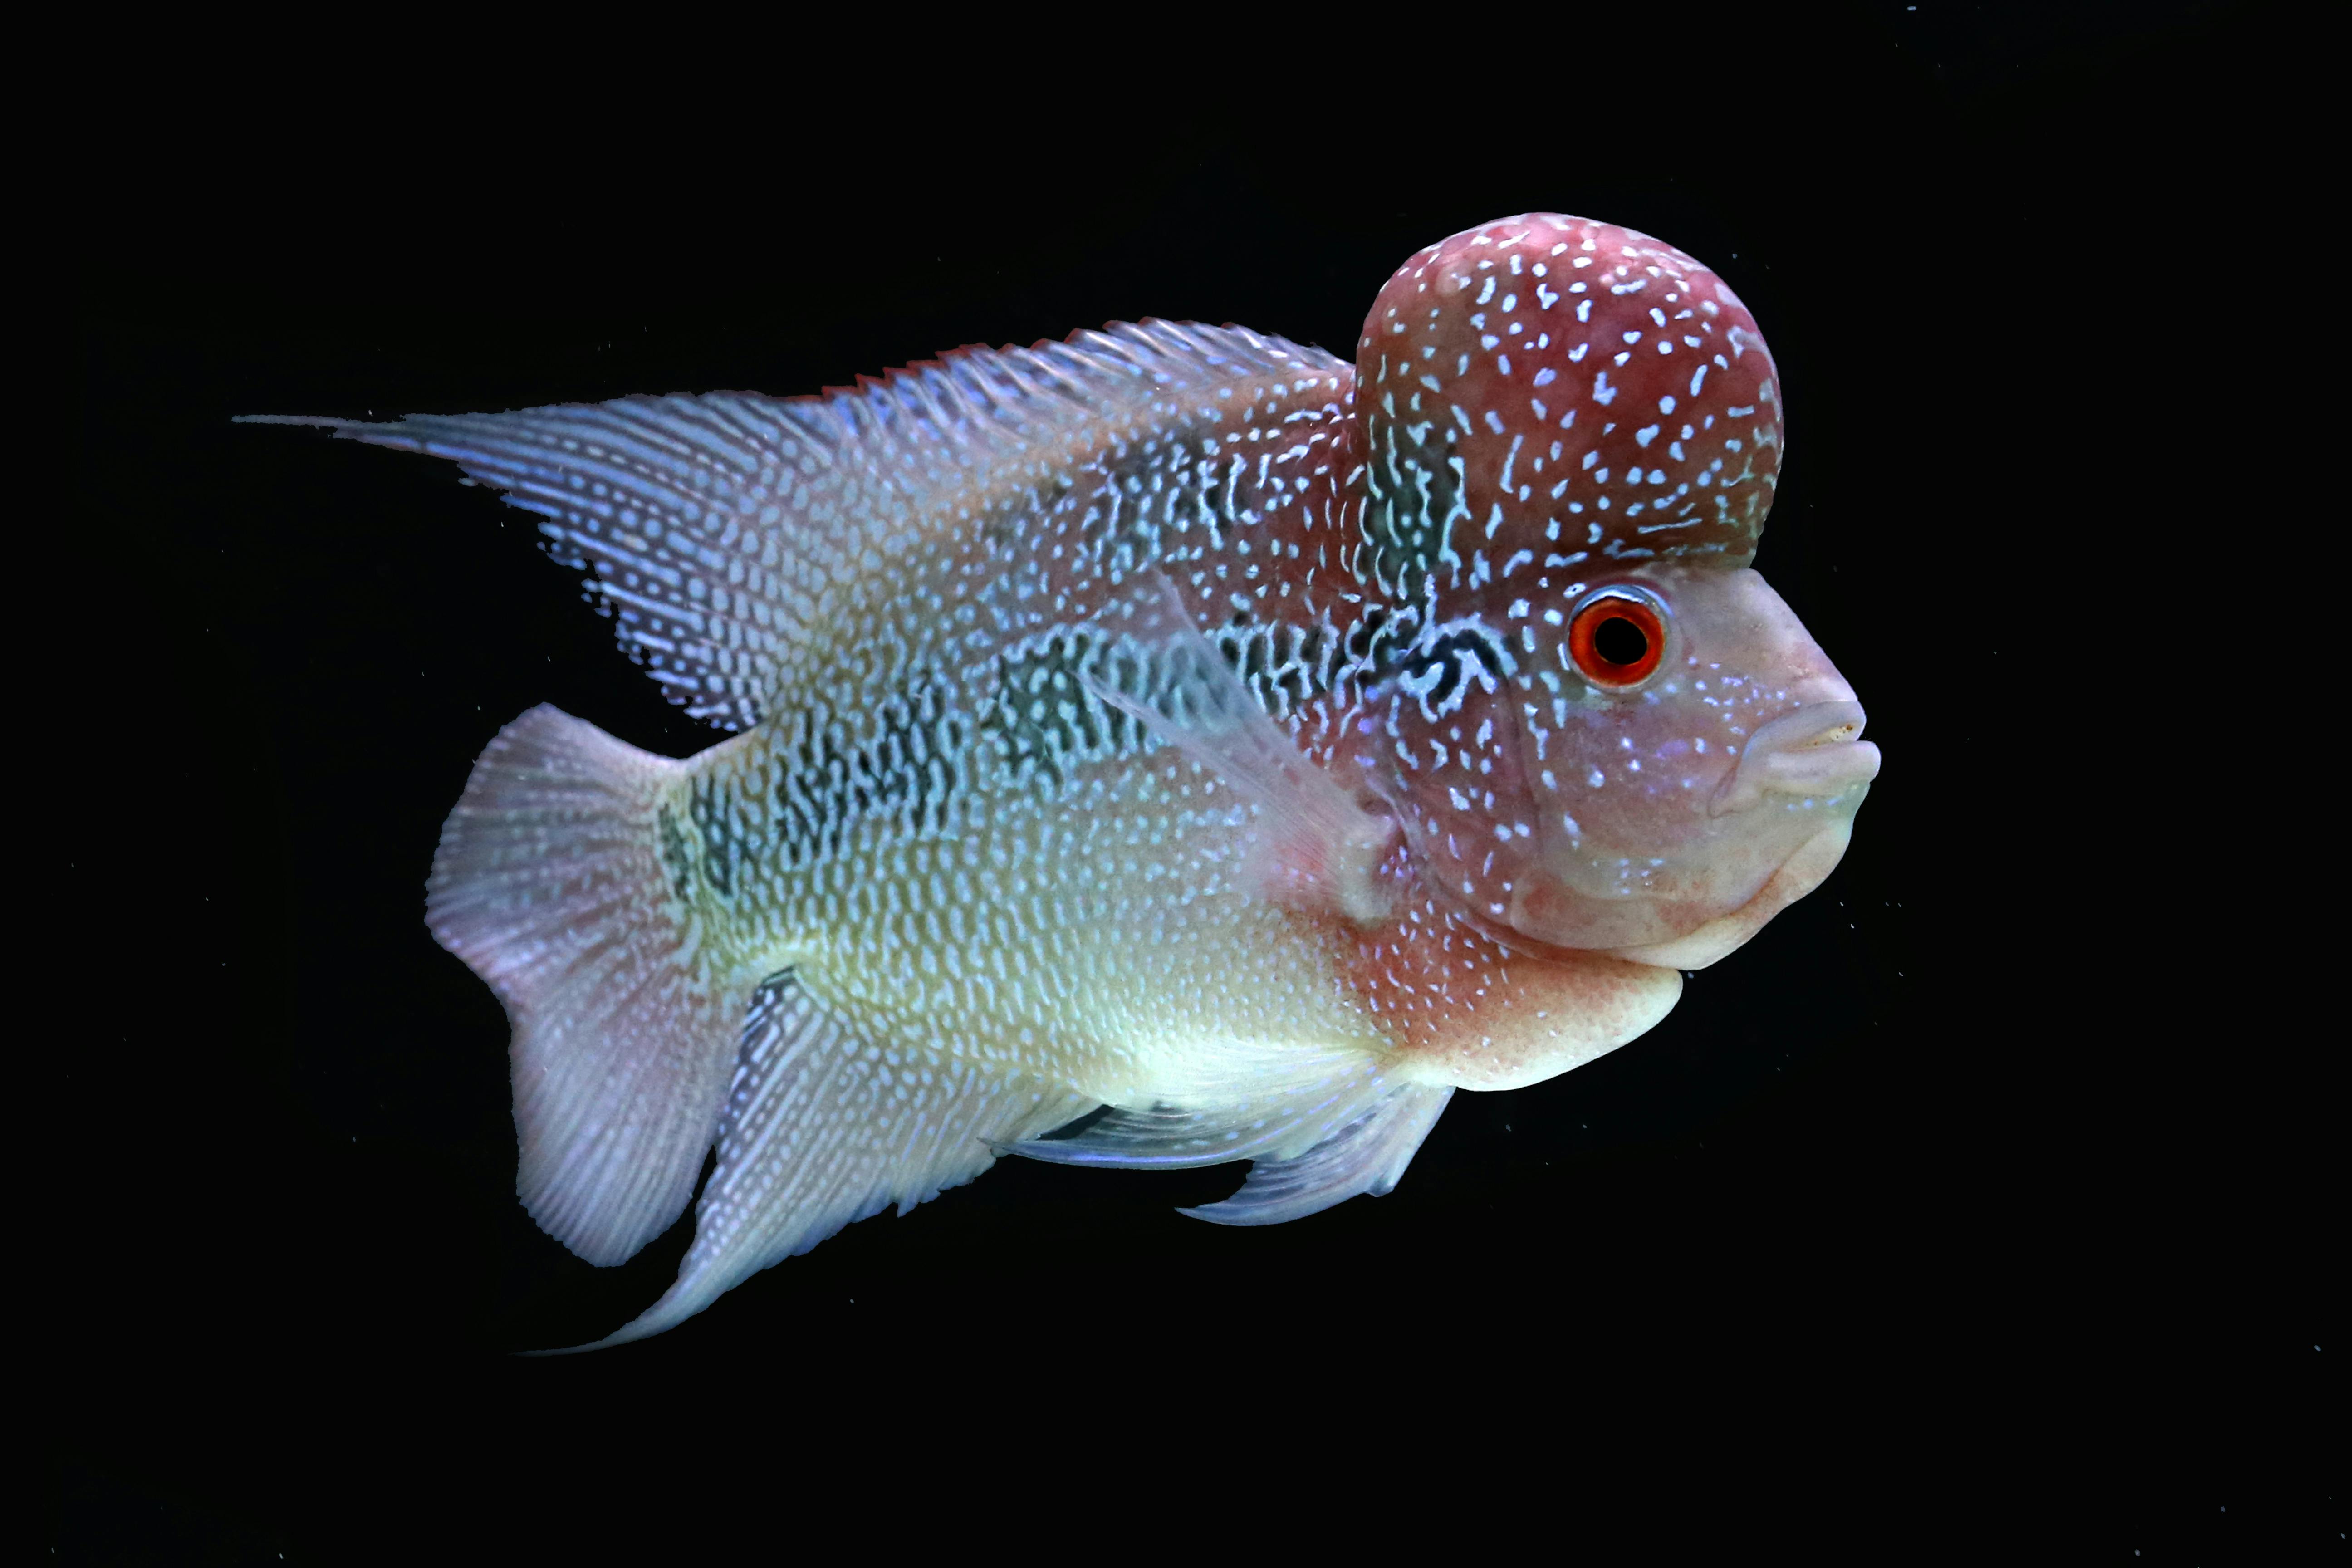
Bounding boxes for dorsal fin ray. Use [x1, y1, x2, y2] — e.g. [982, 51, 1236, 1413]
[255, 323, 1348, 730]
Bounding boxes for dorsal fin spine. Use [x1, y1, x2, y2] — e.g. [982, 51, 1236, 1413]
[319, 323, 1348, 730]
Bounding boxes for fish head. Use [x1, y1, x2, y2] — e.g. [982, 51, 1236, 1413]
[1349, 214, 1878, 965]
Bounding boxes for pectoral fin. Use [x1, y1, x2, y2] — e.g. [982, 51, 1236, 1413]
[1084, 570, 1398, 925]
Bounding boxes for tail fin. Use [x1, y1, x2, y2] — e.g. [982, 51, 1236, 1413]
[427, 706, 746, 1267]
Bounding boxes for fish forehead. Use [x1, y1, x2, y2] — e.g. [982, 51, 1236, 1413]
[1358, 212, 1783, 587]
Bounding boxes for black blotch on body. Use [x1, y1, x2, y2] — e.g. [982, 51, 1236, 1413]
[982, 632, 1133, 789]
[688, 775, 737, 897]
[655, 804, 696, 902]
[1393, 623, 1510, 717]
[1361, 418, 1463, 604]
[759, 674, 965, 869]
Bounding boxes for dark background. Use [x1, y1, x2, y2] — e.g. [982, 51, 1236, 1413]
[66, 3, 2325, 1561]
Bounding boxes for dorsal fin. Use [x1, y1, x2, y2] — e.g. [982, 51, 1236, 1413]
[251, 323, 1348, 730]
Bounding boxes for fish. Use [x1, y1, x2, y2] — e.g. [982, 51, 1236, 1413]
[243, 212, 1879, 1349]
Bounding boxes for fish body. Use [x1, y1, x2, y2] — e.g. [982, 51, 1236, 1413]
[253, 213, 1878, 1346]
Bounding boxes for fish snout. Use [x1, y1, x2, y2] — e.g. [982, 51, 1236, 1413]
[1710, 699, 1880, 818]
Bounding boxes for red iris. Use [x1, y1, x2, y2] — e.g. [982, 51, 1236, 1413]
[1568, 592, 1665, 686]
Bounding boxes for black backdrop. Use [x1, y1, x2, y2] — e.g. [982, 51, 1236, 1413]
[66, 5, 2327, 1561]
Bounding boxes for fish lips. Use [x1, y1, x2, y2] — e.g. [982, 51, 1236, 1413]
[1493, 700, 1879, 963]
[1710, 700, 1881, 818]
[1596, 700, 1878, 970]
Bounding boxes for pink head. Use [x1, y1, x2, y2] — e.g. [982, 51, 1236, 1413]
[1348, 214, 1879, 965]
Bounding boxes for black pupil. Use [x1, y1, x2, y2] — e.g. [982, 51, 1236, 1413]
[1592, 613, 1648, 666]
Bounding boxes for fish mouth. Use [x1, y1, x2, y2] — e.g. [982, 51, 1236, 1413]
[1710, 699, 1881, 818]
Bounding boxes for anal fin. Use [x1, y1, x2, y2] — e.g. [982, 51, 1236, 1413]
[570, 970, 1092, 1350]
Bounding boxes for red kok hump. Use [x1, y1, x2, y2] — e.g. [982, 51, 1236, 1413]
[1352, 213, 1783, 606]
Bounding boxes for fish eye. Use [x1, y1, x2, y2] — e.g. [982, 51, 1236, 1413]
[1567, 587, 1667, 687]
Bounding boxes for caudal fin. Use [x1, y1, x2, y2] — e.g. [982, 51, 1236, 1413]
[427, 706, 746, 1267]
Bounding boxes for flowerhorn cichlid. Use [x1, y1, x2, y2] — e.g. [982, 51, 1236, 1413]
[244, 213, 1879, 1349]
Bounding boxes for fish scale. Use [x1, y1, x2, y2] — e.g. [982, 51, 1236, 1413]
[242, 213, 1877, 1348]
